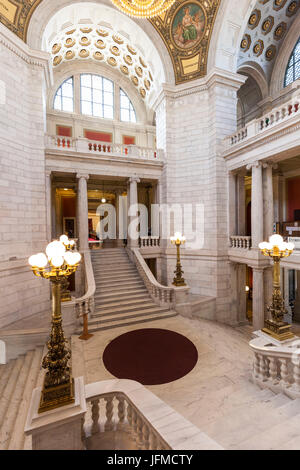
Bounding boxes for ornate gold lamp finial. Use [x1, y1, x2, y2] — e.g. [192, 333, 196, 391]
[259, 234, 295, 341]
[171, 232, 186, 287]
[29, 236, 82, 413]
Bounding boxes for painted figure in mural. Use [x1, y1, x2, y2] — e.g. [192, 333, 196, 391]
[182, 6, 197, 42]
[172, 3, 205, 49]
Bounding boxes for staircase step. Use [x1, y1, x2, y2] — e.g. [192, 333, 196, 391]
[93, 302, 157, 317]
[86, 310, 178, 332]
[95, 282, 145, 293]
[96, 293, 150, 307]
[8, 347, 43, 450]
[94, 297, 151, 310]
[89, 306, 172, 326]
[95, 275, 141, 285]
[95, 287, 148, 300]
[93, 267, 137, 275]
[92, 304, 169, 320]
[0, 357, 24, 434]
[0, 360, 15, 400]
[0, 350, 34, 450]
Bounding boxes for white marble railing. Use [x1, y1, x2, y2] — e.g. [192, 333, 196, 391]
[140, 236, 160, 248]
[250, 333, 300, 399]
[225, 92, 300, 149]
[83, 379, 222, 450]
[45, 135, 163, 161]
[230, 236, 252, 249]
[128, 248, 175, 307]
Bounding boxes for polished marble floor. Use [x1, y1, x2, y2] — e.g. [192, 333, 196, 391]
[72, 316, 256, 433]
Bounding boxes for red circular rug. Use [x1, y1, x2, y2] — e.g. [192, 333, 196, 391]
[102, 328, 198, 385]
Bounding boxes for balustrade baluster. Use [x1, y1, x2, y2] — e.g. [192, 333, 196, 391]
[292, 361, 300, 393]
[131, 408, 138, 445]
[149, 431, 158, 450]
[279, 358, 290, 388]
[104, 396, 114, 431]
[117, 395, 126, 430]
[136, 416, 144, 450]
[259, 355, 268, 382]
[142, 423, 150, 450]
[268, 357, 279, 384]
[254, 353, 261, 379]
[81, 415, 86, 445]
[91, 398, 100, 435]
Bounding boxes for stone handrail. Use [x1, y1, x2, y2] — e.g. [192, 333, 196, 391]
[230, 236, 252, 249]
[127, 247, 174, 308]
[72, 250, 96, 321]
[225, 91, 300, 149]
[83, 379, 223, 450]
[127, 247, 190, 309]
[250, 333, 300, 399]
[45, 135, 164, 161]
[139, 236, 160, 248]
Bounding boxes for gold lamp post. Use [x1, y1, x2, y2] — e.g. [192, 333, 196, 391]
[59, 235, 76, 302]
[259, 234, 295, 341]
[29, 237, 81, 413]
[171, 232, 186, 287]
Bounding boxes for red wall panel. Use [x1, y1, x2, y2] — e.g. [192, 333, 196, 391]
[287, 177, 300, 221]
[84, 130, 112, 142]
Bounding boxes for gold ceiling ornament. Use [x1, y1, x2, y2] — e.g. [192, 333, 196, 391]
[110, 0, 176, 18]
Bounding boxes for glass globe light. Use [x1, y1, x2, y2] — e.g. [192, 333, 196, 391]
[51, 256, 64, 268]
[286, 242, 295, 251]
[60, 235, 69, 245]
[69, 240, 75, 247]
[46, 241, 66, 260]
[259, 242, 268, 250]
[64, 252, 76, 265]
[269, 235, 284, 247]
[34, 253, 48, 268]
[72, 252, 82, 265]
[29, 254, 38, 267]
[101, 198, 106, 203]
[265, 243, 272, 251]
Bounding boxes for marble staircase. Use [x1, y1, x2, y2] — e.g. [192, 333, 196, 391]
[0, 347, 43, 450]
[89, 248, 177, 331]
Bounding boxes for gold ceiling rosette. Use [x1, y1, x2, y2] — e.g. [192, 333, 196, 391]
[110, 0, 176, 18]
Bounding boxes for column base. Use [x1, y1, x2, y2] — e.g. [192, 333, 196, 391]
[262, 319, 295, 342]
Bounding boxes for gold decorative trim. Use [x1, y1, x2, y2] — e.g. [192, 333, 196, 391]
[127, 44, 137, 55]
[0, 0, 43, 42]
[80, 27, 92, 33]
[124, 54, 133, 65]
[135, 66, 143, 77]
[65, 38, 76, 48]
[52, 43, 61, 54]
[131, 75, 139, 86]
[93, 51, 104, 61]
[148, 0, 221, 85]
[65, 50, 75, 60]
[110, 45, 120, 56]
[53, 55, 62, 66]
[112, 34, 123, 44]
[120, 65, 129, 75]
[79, 49, 89, 58]
[107, 56, 117, 66]
[96, 28, 109, 37]
[79, 37, 91, 46]
[95, 39, 106, 49]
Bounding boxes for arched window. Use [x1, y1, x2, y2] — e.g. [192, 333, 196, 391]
[80, 74, 114, 119]
[53, 77, 74, 112]
[120, 89, 136, 123]
[285, 37, 300, 87]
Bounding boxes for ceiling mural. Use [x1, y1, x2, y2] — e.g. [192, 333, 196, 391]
[239, 0, 300, 81]
[0, 0, 42, 40]
[149, 0, 221, 84]
[0, 0, 220, 85]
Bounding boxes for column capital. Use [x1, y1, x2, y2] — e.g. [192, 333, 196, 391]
[246, 161, 263, 171]
[76, 173, 89, 181]
[263, 161, 278, 170]
[129, 175, 140, 184]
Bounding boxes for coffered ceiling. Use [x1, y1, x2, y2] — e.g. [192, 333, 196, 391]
[0, 0, 220, 85]
[239, 0, 299, 82]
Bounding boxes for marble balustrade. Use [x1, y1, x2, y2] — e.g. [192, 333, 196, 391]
[250, 333, 300, 399]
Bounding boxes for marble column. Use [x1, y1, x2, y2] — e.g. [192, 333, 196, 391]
[264, 266, 273, 314]
[228, 172, 237, 236]
[273, 173, 284, 226]
[252, 267, 265, 331]
[115, 188, 123, 247]
[128, 176, 140, 248]
[263, 163, 275, 240]
[237, 172, 246, 235]
[284, 268, 293, 324]
[248, 162, 264, 249]
[152, 180, 161, 239]
[230, 262, 247, 324]
[45, 171, 52, 242]
[76, 173, 89, 252]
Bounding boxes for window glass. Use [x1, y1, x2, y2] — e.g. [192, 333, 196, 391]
[120, 89, 137, 123]
[285, 37, 300, 87]
[80, 74, 114, 119]
[53, 77, 74, 112]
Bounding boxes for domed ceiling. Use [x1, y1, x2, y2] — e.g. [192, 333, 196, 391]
[0, 0, 220, 85]
[239, 0, 299, 81]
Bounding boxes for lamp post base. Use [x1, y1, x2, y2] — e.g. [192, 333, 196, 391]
[262, 319, 295, 342]
[38, 378, 75, 413]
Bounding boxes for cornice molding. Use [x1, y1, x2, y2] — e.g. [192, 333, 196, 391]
[0, 23, 52, 88]
[152, 68, 247, 110]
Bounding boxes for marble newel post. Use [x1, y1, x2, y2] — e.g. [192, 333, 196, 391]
[248, 162, 264, 250]
[128, 176, 140, 248]
[252, 267, 265, 331]
[76, 174, 89, 252]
